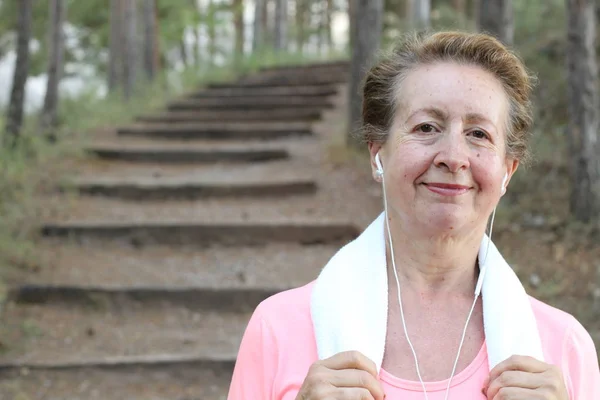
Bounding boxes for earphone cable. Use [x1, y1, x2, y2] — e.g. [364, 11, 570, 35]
[379, 166, 495, 400]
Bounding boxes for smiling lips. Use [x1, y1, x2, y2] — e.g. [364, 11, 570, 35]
[423, 183, 472, 196]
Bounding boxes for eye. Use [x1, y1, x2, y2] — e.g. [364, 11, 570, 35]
[416, 123, 437, 133]
[468, 129, 489, 140]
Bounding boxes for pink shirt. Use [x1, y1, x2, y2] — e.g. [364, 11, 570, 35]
[228, 282, 600, 399]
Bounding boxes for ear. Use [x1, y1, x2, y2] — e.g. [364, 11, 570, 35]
[502, 158, 519, 194]
[368, 142, 384, 182]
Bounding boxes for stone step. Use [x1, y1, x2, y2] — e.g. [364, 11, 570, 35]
[0, 301, 247, 364]
[0, 367, 231, 400]
[136, 108, 322, 123]
[42, 220, 357, 247]
[188, 84, 339, 98]
[117, 121, 312, 140]
[237, 69, 348, 85]
[70, 152, 319, 181]
[86, 143, 289, 163]
[258, 60, 349, 73]
[15, 241, 333, 300]
[69, 176, 317, 200]
[45, 183, 360, 226]
[167, 95, 334, 111]
[210, 73, 348, 88]
[0, 302, 246, 398]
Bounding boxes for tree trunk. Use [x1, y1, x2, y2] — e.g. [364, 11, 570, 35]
[108, 0, 123, 91]
[477, 0, 513, 45]
[325, 0, 333, 51]
[317, 1, 324, 55]
[208, 0, 217, 64]
[142, 0, 158, 81]
[179, 39, 188, 67]
[274, 0, 288, 51]
[405, 0, 430, 31]
[348, 0, 355, 49]
[452, 0, 466, 14]
[566, 0, 600, 221]
[40, 0, 66, 132]
[253, 0, 265, 52]
[5, 0, 33, 142]
[295, 0, 306, 53]
[233, 0, 245, 63]
[348, 0, 384, 145]
[122, 0, 138, 99]
[192, 0, 202, 66]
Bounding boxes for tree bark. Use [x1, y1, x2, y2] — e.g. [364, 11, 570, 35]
[295, 0, 306, 53]
[192, 0, 203, 65]
[477, 0, 513, 45]
[348, 0, 383, 145]
[325, 0, 333, 51]
[452, 0, 466, 14]
[566, 0, 600, 221]
[179, 39, 188, 67]
[253, 0, 265, 52]
[142, 0, 158, 81]
[108, 0, 123, 91]
[40, 0, 66, 132]
[5, 0, 33, 142]
[122, 0, 138, 99]
[405, 0, 430, 31]
[274, 0, 288, 51]
[208, 0, 217, 63]
[233, 0, 245, 63]
[348, 0, 355, 49]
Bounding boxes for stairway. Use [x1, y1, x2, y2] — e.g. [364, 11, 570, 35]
[0, 61, 380, 399]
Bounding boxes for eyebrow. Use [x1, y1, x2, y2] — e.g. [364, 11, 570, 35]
[406, 107, 449, 121]
[405, 108, 497, 130]
[464, 113, 497, 130]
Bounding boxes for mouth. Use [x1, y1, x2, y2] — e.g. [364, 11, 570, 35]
[423, 182, 472, 197]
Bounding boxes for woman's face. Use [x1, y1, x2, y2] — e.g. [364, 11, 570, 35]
[369, 62, 519, 237]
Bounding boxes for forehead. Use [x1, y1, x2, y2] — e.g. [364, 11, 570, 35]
[394, 62, 509, 124]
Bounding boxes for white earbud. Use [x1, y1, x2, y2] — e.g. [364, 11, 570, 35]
[375, 152, 384, 178]
[501, 173, 508, 195]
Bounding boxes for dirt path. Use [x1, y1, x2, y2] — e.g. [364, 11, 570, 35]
[0, 62, 383, 400]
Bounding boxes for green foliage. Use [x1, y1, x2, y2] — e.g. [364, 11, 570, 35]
[0, 60, 250, 276]
[0, 126, 71, 275]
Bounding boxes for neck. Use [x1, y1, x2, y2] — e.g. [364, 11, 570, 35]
[384, 212, 487, 298]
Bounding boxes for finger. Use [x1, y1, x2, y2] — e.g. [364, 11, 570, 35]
[491, 386, 540, 400]
[321, 351, 379, 378]
[329, 369, 385, 400]
[336, 387, 376, 400]
[488, 355, 548, 384]
[485, 370, 541, 399]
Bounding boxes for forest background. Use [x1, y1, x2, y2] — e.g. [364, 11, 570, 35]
[0, 0, 599, 353]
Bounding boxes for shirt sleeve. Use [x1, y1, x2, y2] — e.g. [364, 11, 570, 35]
[228, 303, 279, 400]
[561, 317, 600, 399]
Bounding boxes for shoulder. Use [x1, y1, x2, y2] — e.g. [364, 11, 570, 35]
[529, 296, 578, 339]
[253, 281, 316, 337]
[528, 296, 594, 343]
[529, 296, 599, 372]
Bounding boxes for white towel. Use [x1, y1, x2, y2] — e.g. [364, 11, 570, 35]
[311, 212, 544, 373]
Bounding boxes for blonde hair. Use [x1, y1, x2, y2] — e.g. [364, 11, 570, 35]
[359, 31, 535, 164]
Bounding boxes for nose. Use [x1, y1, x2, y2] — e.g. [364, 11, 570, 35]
[432, 125, 470, 173]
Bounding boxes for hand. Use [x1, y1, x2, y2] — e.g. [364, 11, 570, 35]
[482, 355, 568, 399]
[297, 351, 385, 400]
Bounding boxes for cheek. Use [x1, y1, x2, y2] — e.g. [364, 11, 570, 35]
[472, 153, 503, 194]
[393, 144, 434, 176]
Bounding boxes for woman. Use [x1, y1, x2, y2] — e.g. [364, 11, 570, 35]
[227, 32, 600, 399]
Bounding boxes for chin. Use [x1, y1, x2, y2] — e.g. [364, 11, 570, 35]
[417, 207, 471, 233]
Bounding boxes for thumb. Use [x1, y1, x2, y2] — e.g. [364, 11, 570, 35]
[481, 376, 490, 396]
